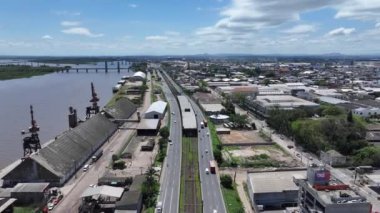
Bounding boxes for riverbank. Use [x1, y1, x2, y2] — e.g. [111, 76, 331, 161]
[0, 65, 64, 80]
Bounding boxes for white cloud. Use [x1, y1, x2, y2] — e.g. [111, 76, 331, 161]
[326, 27, 356, 36]
[61, 21, 81, 27]
[282, 24, 316, 34]
[62, 27, 104, 38]
[145, 35, 168, 41]
[52, 10, 81, 16]
[41, 35, 53, 40]
[129, 4, 138, 8]
[165, 31, 180, 36]
[335, 0, 380, 21]
[376, 23, 380, 28]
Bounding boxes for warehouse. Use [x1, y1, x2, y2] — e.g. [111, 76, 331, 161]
[144, 101, 167, 119]
[11, 182, 50, 205]
[115, 175, 145, 213]
[2, 114, 118, 187]
[247, 169, 306, 211]
[177, 96, 197, 136]
[201, 103, 225, 115]
[103, 97, 137, 123]
[136, 119, 161, 136]
[248, 95, 319, 118]
[131, 71, 146, 81]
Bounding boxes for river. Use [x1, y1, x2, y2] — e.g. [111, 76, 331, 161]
[0, 61, 132, 169]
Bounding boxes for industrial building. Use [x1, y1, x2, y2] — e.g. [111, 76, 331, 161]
[2, 114, 118, 187]
[201, 103, 225, 115]
[11, 182, 50, 205]
[0, 198, 16, 213]
[177, 96, 197, 136]
[136, 119, 161, 136]
[247, 169, 306, 211]
[115, 175, 145, 213]
[217, 85, 258, 96]
[103, 97, 137, 123]
[248, 95, 319, 118]
[320, 150, 347, 166]
[298, 164, 371, 213]
[131, 71, 146, 81]
[144, 101, 167, 119]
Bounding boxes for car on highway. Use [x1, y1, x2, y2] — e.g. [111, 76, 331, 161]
[287, 145, 294, 149]
[172, 111, 175, 115]
[205, 168, 210, 174]
[206, 132, 209, 136]
[83, 164, 89, 172]
[205, 149, 208, 153]
[169, 142, 173, 145]
[309, 157, 313, 161]
[47, 203, 54, 211]
[174, 120, 176, 123]
[213, 210, 217, 213]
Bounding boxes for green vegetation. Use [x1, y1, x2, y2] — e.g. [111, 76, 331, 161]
[142, 167, 159, 208]
[0, 65, 63, 80]
[13, 207, 36, 213]
[154, 126, 170, 166]
[221, 97, 236, 115]
[180, 137, 202, 213]
[267, 105, 367, 155]
[159, 126, 170, 139]
[229, 114, 249, 128]
[131, 62, 148, 72]
[353, 146, 380, 167]
[221, 182, 245, 213]
[208, 119, 223, 164]
[220, 174, 233, 188]
[113, 159, 126, 170]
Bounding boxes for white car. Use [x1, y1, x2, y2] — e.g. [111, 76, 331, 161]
[174, 120, 176, 123]
[172, 111, 175, 115]
[83, 164, 89, 172]
[205, 168, 210, 174]
[205, 149, 209, 153]
[48, 203, 54, 210]
[206, 132, 209, 136]
[169, 142, 173, 145]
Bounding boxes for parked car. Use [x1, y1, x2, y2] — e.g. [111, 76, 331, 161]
[83, 164, 89, 172]
[205, 168, 210, 174]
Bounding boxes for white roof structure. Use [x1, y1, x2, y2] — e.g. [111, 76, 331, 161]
[145, 101, 167, 114]
[318, 96, 349, 105]
[80, 185, 124, 199]
[177, 96, 197, 130]
[132, 71, 146, 80]
[255, 95, 319, 109]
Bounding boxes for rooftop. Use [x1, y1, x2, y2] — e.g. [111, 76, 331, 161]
[201, 103, 225, 112]
[248, 170, 306, 194]
[137, 119, 160, 130]
[145, 101, 167, 114]
[255, 95, 319, 108]
[80, 185, 124, 199]
[177, 96, 197, 130]
[12, 182, 50, 193]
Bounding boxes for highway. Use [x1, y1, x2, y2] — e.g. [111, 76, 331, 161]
[161, 70, 226, 213]
[190, 98, 227, 213]
[157, 72, 182, 213]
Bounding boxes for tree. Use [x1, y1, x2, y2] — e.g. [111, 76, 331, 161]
[229, 114, 249, 128]
[220, 174, 233, 188]
[321, 105, 344, 116]
[112, 154, 119, 162]
[353, 146, 380, 167]
[159, 126, 170, 139]
[142, 167, 159, 207]
[347, 110, 353, 123]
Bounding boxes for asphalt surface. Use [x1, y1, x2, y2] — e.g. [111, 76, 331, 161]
[161, 71, 226, 213]
[157, 72, 182, 213]
[190, 98, 227, 213]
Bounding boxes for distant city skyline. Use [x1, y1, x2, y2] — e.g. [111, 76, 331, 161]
[0, 0, 380, 55]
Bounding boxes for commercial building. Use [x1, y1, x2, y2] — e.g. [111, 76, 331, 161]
[144, 101, 167, 119]
[353, 107, 380, 118]
[217, 85, 258, 96]
[320, 150, 346, 166]
[248, 95, 319, 118]
[298, 164, 371, 213]
[131, 71, 146, 81]
[136, 119, 161, 136]
[2, 114, 118, 187]
[247, 169, 306, 211]
[177, 96, 197, 136]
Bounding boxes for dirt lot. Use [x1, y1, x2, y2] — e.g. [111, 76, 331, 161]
[192, 92, 221, 104]
[224, 145, 301, 168]
[219, 130, 270, 145]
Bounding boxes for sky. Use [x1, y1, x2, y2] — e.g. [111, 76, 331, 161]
[0, 0, 380, 55]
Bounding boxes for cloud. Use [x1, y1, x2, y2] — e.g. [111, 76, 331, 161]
[326, 27, 356, 36]
[282, 24, 316, 34]
[41, 35, 53, 40]
[129, 4, 138, 8]
[61, 21, 81, 27]
[335, 0, 380, 21]
[376, 23, 380, 28]
[62, 27, 104, 37]
[165, 31, 180, 36]
[52, 10, 81, 16]
[145, 35, 168, 41]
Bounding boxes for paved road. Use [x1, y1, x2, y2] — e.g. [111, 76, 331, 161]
[161, 71, 226, 213]
[157, 72, 182, 213]
[190, 99, 227, 213]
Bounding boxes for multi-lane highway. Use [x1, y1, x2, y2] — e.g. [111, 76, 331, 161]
[157, 72, 182, 213]
[190, 98, 227, 213]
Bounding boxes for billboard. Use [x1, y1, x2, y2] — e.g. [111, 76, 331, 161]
[314, 170, 331, 182]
